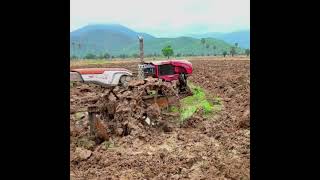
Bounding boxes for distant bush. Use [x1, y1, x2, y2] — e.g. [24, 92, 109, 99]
[230, 47, 236, 56]
[201, 38, 206, 46]
[119, 54, 128, 59]
[223, 51, 227, 57]
[84, 53, 97, 59]
[103, 53, 110, 59]
[245, 49, 250, 56]
[145, 54, 154, 58]
[70, 55, 78, 59]
[132, 53, 139, 58]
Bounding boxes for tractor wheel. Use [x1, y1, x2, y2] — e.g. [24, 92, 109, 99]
[120, 75, 132, 87]
[179, 73, 187, 90]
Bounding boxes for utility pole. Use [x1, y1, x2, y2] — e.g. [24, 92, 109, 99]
[138, 36, 144, 63]
[138, 36, 144, 80]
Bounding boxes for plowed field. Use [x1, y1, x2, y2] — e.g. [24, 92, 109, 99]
[70, 57, 250, 179]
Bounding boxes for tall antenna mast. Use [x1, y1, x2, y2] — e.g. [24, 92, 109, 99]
[137, 36, 145, 80]
[138, 36, 144, 63]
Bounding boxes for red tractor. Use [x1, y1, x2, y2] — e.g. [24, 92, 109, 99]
[142, 60, 192, 92]
[71, 60, 192, 90]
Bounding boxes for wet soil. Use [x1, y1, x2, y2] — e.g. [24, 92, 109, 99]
[70, 59, 250, 179]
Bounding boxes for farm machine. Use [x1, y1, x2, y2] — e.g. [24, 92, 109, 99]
[70, 60, 192, 93]
[70, 36, 193, 140]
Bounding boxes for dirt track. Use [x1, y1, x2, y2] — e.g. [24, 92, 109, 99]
[70, 58, 250, 179]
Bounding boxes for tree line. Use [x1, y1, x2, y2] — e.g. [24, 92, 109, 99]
[70, 41, 249, 59]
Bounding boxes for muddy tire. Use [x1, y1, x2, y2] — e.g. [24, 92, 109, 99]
[179, 73, 187, 92]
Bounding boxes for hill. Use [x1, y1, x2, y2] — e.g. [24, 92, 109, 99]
[70, 24, 245, 57]
[123, 36, 242, 56]
[188, 30, 250, 48]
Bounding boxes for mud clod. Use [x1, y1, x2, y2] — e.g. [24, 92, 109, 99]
[70, 59, 250, 179]
[74, 147, 92, 160]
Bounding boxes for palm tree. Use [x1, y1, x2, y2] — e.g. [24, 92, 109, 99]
[205, 44, 210, 55]
[212, 45, 217, 56]
[200, 38, 206, 55]
[71, 42, 75, 58]
[245, 49, 250, 56]
[233, 43, 238, 56]
[230, 47, 236, 57]
[201, 38, 206, 46]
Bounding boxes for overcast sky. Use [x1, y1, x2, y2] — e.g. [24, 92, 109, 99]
[70, 0, 250, 37]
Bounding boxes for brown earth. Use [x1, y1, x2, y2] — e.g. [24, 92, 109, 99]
[70, 58, 250, 179]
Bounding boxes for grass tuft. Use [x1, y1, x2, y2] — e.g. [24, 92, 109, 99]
[170, 82, 222, 122]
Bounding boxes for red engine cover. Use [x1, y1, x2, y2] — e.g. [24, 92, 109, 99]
[147, 60, 192, 81]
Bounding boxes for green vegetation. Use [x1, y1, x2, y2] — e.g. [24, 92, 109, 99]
[132, 53, 139, 58]
[102, 52, 110, 59]
[223, 51, 227, 57]
[230, 47, 236, 56]
[179, 85, 211, 120]
[84, 53, 97, 59]
[101, 140, 115, 149]
[71, 37, 244, 58]
[125, 37, 243, 57]
[71, 55, 78, 59]
[162, 45, 174, 59]
[119, 54, 128, 59]
[201, 38, 206, 46]
[70, 24, 247, 58]
[74, 112, 85, 120]
[190, 30, 250, 48]
[212, 45, 217, 55]
[169, 83, 222, 122]
[77, 137, 95, 150]
[245, 49, 250, 56]
[169, 106, 179, 113]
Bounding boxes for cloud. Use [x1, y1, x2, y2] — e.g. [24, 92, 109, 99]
[70, 0, 250, 36]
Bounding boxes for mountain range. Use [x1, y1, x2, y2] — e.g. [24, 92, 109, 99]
[70, 24, 249, 57]
[187, 30, 250, 48]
